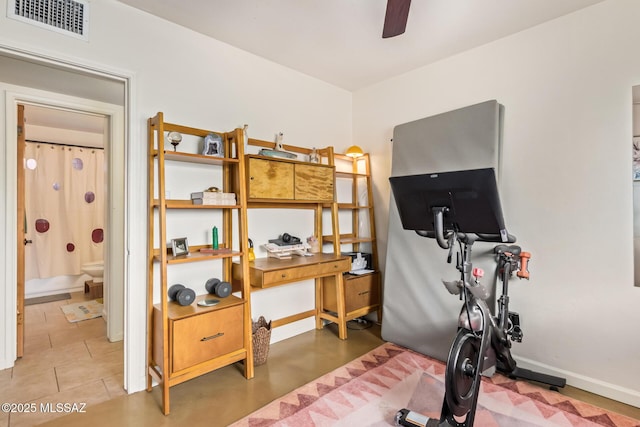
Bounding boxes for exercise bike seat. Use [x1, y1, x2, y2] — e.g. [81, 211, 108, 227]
[494, 244, 521, 256]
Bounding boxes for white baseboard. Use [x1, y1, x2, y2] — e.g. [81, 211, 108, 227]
[515, 356, 640, 408]
[0, 357, 13, 370]
[108, 331, 124, 342]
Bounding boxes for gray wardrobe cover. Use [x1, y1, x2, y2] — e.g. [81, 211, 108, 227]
[382, 100, 504, 361]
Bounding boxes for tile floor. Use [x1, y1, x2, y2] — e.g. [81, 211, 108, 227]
[0, 291, 125, 427]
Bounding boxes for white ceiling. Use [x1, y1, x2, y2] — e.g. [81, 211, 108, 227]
[20, 1, 607, 134]
[116, 0, 603, 91]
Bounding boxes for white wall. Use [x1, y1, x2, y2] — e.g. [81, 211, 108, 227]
[0, 0, 351, 391]
[354, 0, 640, 407]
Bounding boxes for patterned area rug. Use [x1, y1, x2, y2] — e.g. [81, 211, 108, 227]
[60, 299, 103, 323]
[231, 342, 640, 427]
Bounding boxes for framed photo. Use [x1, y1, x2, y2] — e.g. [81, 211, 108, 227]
[171, 237, 189, 256]
[203, 133, 224, 157]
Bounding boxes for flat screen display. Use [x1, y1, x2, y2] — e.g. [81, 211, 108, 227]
[389, 168, 506, 235]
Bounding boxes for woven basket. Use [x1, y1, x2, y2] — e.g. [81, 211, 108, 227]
[252, 316, 272, 366]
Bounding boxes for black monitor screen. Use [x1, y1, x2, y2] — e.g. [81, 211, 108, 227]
[389, 168, 507, 236]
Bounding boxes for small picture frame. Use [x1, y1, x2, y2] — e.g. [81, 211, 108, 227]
[203, 133, 224, 157]
[171, 237, 189, 257]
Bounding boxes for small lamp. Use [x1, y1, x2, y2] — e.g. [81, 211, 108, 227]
[345, 145, 364, 158]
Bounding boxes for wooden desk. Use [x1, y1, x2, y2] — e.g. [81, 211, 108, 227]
[232, 253, 352, 339]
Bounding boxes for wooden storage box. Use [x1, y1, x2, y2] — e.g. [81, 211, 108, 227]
[322, 272, 379, 314]
[84, 280, 103, 299]
[153, 298, 244, 374]
[246, 156, 334, 202]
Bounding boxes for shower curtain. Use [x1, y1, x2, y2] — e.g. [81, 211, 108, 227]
[24, 142, 105, 281]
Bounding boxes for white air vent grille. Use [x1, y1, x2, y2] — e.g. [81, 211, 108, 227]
[8, 0, 89, 41]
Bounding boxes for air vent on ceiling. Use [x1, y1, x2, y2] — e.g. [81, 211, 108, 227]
[8, 0, 89, 41]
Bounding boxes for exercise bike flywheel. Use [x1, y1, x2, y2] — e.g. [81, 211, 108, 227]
[445, 329, 482, 417]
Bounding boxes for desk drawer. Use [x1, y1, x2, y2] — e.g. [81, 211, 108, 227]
[262, 258, 350, 286]
[171, 305, 244, 372]
[323, 272, 379, 313]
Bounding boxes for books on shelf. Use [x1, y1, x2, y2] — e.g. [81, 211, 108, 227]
[191, 191, 236, 205]
[192, 198, 237, 205]
[190, 191, 236, 200]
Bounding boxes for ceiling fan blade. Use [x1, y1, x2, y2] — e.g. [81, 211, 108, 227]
[382, 0, 411, 38]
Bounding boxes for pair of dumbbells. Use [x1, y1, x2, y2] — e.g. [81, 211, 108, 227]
[204, 278, 232, 298]
[168, 284, 196, 306]
[168, 277, 232, 306]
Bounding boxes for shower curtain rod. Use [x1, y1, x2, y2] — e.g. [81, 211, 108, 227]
[26, 139, 104, 151]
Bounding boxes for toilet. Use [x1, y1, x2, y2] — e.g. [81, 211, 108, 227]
[81, 260, 104, 283]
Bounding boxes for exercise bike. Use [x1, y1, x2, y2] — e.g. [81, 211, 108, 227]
[388, 168, 566, 427]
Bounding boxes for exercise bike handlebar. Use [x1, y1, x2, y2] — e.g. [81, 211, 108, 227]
[415, 206, 516, 249]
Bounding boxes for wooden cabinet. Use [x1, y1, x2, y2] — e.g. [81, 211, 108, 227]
[146, 113, 253, 415]
[294, 163, 334, 201]
[322, 272, 379, 315]
[247, 157, 293, 199]
[246, 155, 334, 202]
[153, 296, 245, 374]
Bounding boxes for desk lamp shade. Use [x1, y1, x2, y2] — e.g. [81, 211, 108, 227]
[345, 145, 364, 158]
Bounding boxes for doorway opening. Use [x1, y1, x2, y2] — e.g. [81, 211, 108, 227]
[0, 45, 147, 399]
[22, 104, 109, 302]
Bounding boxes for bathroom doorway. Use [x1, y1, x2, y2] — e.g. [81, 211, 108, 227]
[20, 103, 109, 324]
[17, 102, 119, 351]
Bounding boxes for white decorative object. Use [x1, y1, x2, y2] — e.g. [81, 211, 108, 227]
[167, 131, 182, 152]
[309, 147, 319, 163]
[275, 132, 284, 151]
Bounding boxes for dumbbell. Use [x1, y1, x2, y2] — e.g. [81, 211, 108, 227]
[168, 284, 196, 306]
[205, 278, 231, 298]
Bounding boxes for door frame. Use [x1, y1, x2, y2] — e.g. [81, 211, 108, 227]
[8, 91, 124, 348]
[16, 104, 25, 359]
[0, 44, 147, 394]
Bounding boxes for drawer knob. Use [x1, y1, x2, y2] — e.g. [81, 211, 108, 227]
[201, 332, 224, 342]
[281, 273, 287, 278]
[358, 291, 370, 296]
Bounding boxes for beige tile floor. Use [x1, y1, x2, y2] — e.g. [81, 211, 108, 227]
[0, 291, 125, 427]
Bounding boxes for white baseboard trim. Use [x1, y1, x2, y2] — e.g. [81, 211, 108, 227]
[0, 357, 13, 370]
[515, 356, 640, 409]
[108, 331, 124, 343]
